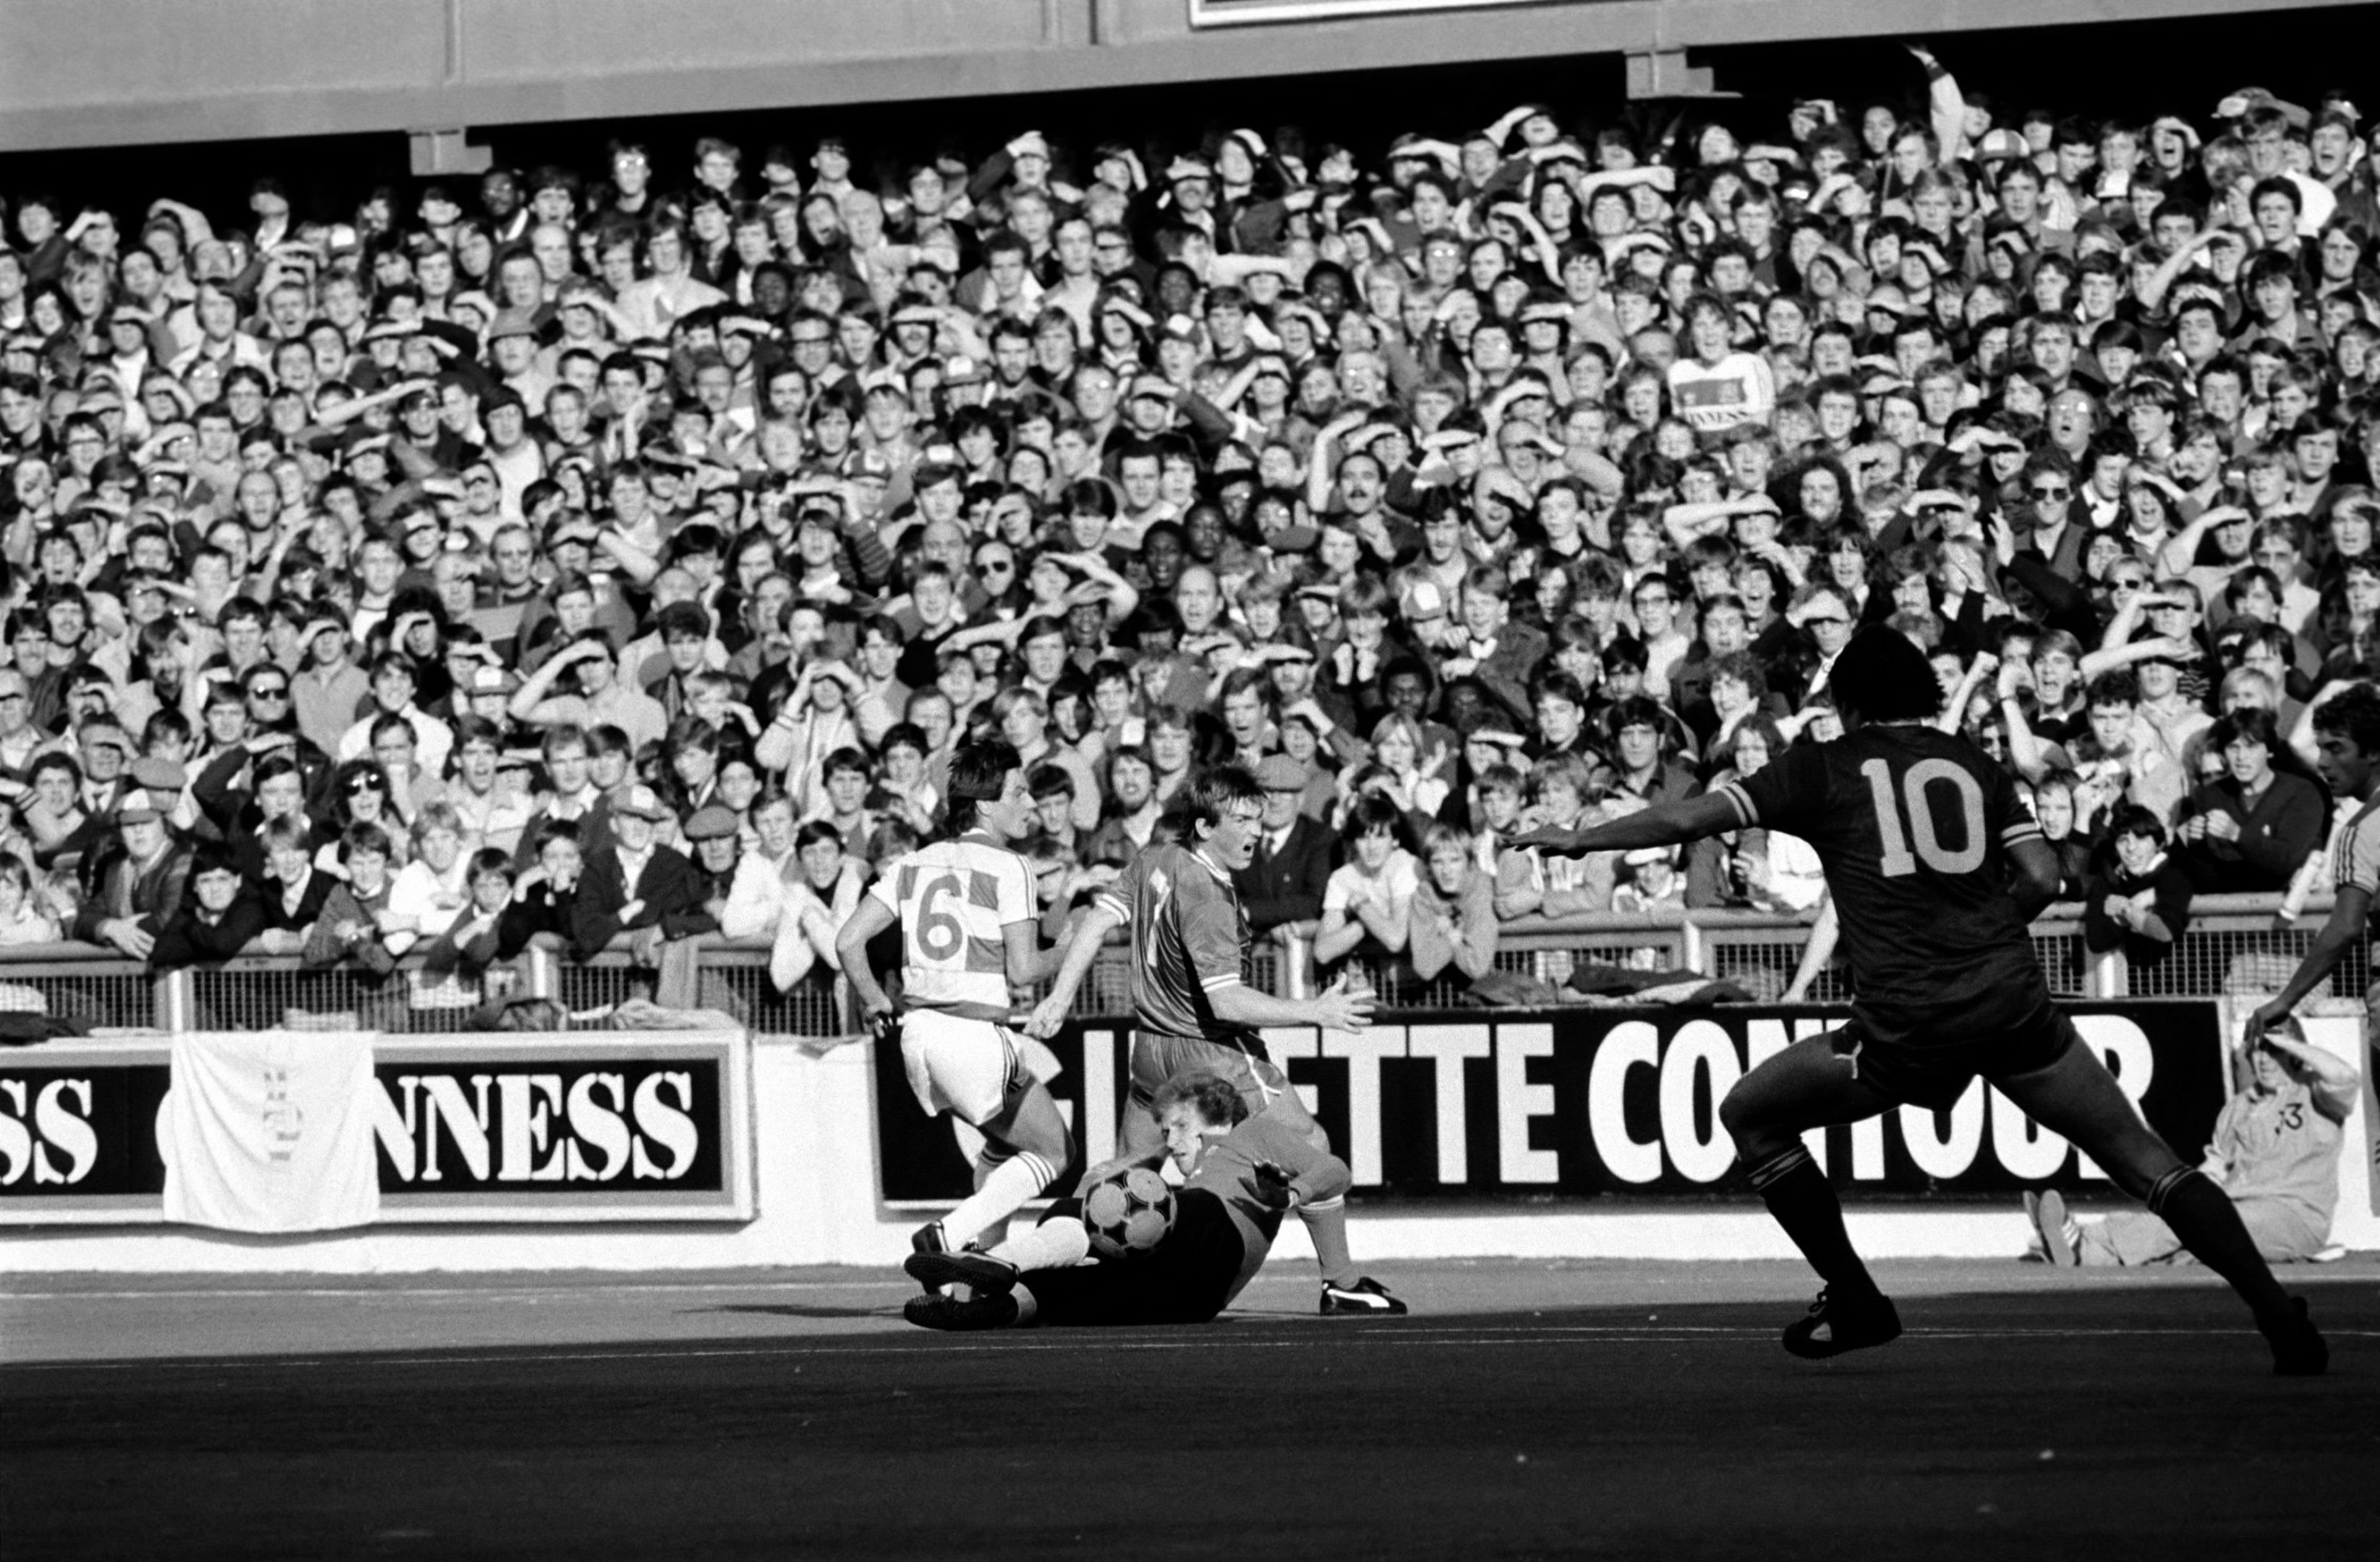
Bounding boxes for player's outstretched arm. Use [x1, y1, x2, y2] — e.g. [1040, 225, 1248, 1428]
[1514, 790, 1740, 859]
[835, 897, 899, 1020]
[2248, 886, 2372, 1036]
[1208, 972, 1375, 1034]
[1022, 902, 1123, 1038]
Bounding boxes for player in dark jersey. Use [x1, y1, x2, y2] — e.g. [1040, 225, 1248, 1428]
[903, 1070, 1352, 1330]
[1518, 627, 2326, 1375]
[1025, 764, 1407, 1316]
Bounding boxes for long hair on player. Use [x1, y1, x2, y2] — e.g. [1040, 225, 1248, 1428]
[1180, 761, 1263, 836]
[1825, 626, 1943, 725]
[941, 738, 1021, 837]
[1151, 1069, 1251, 1130]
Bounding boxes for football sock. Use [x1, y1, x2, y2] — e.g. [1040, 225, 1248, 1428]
[1746, 1146, 1880, 1302]
[941, 1150, 1057, 1250]
[990, 1218, 1091, 1272]
[2147, 1167, 2290, 1315]
[1300, 1197, 1361, 1287]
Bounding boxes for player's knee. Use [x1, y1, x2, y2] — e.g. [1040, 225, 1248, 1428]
[1717, 1080, 1760, 1144]
[1719, 1088, 1793, 1166]
[1018, 1117, 1073, 1166]
[1301, 1118, 1329, 1157]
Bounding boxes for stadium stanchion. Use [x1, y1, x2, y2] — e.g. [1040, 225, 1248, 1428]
[521, 944, 560, 1004]
[2091, 947, 2129, 999]
[1283, 929, 1315, 1001]
[504, 944, 560, 1019]
[153, 968, 193, 1034]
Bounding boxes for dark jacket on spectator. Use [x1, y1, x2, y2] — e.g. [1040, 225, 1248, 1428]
[498, 876, 578, 957]
[2044, 833, 2094, 901]
[512, 795, 618, 870]
[571, 842, 709, 959]
[2084, 853, 2194, 968]
[74, 840, 193, 944]
[260, 865, 339, 936]
[192, 739, 336, 851]
[2176, 772, 2326, 894]
[1234, 816, 1334, 932]
[1470, 623, 1549, 726]
[153, 891, 266, 969]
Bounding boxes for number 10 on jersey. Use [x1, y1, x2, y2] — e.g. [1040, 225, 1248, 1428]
[1860, 757, 1986, 877]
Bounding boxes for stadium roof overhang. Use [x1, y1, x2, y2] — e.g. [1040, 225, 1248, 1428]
[0, 0, 2358, 155]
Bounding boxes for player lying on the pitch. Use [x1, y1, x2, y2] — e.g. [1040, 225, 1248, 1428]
[900, 1069, 1355, 1330]
[2026, 1016, 2360, 1266]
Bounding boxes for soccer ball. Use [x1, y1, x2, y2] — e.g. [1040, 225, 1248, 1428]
[1080, 1166, 1176, 1258]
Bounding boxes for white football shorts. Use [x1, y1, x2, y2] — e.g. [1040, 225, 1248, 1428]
[899, 1007, 1031, 1126]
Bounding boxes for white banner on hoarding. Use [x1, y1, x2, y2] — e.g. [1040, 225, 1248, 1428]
[162, 1031, 380, 1233]
[0, 1028, 754, 1228]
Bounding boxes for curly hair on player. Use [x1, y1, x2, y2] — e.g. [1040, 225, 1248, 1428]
[2311, 682, 2380, 759]
[1151, 1069, 1250, 1129]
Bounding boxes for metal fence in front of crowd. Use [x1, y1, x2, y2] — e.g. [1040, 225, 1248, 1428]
[4, 894, 2361, 1038]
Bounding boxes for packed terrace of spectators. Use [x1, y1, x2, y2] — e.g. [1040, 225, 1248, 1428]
[0, 53, 2375, 1018]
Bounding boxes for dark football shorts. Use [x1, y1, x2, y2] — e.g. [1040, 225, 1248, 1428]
[1127, 1032, 1295, 1119]
[1826, 998, 2080, 1111]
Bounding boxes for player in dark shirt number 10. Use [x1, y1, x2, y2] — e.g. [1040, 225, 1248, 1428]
[1517, 627, 2326, 1375]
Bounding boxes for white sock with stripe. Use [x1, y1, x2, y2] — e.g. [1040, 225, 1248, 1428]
[940, 1150, 1058, 1250]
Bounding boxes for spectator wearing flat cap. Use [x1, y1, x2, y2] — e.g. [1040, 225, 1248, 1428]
[682, 803, 743, 926]
[571, 782, 711, 962]
[1232, 752, 1334, 942]
[75, 781, 195, 960]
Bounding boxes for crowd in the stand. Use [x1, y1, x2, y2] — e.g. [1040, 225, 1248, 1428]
[1, 52, 2377, 1002]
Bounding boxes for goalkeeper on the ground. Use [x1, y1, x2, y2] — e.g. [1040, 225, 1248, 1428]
[903, 1071, 1354, 1330]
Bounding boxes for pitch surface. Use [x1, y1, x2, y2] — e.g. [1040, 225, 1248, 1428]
[5, 1260, 2374, 1559]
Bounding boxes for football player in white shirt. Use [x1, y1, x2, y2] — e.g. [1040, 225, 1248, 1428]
[837, 739, 1078, 1261]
